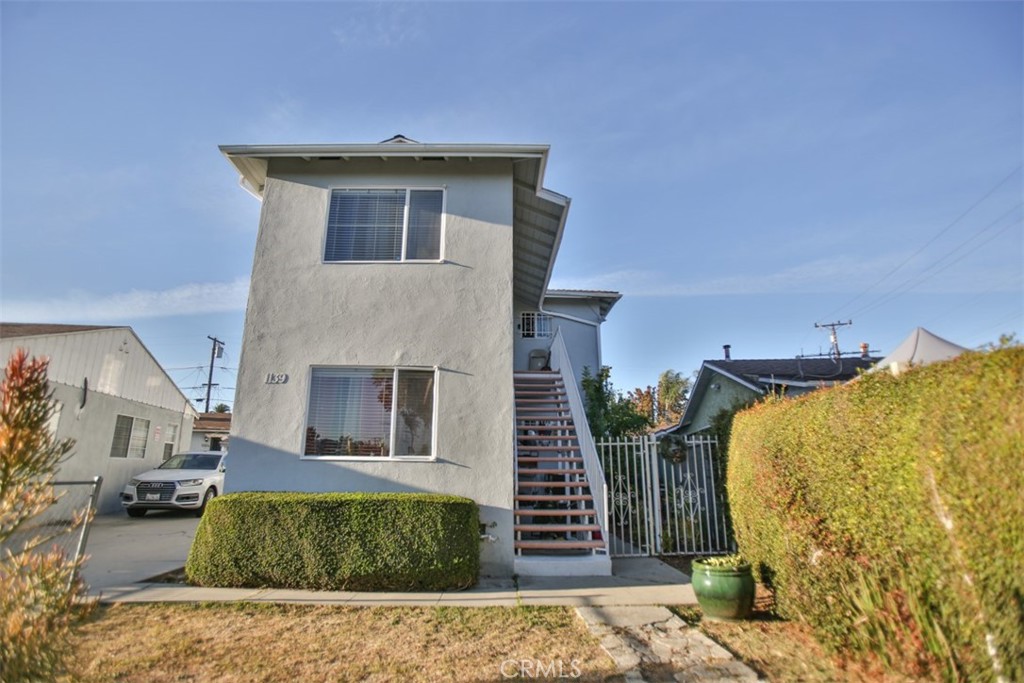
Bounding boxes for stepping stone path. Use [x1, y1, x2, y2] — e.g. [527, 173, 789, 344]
[576, 606, 759, 682]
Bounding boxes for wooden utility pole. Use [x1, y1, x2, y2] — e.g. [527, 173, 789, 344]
[203, 336, 224, 413]
[814, 321, 852, 360]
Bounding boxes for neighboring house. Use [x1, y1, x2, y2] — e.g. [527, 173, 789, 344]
[190, 412, 231, 452]
[221, 136, 617, 576]
[660, 347, 880, 438]
[0, 323, 197, 513]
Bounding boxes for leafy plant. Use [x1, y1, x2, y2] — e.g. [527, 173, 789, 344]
[694, 553, 748, 569]
[0, 349, 88, 681]
[581, 366, 651, 439]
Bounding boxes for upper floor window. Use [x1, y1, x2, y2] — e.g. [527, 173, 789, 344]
[520, 312, 553, 338]
[325, 189, 443, 262]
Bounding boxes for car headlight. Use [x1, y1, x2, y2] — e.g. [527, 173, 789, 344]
[130, 479, 141, 487]
[178, 478, 204, 487]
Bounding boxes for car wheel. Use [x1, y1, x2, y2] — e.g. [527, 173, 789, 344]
[126, 508, 147, 518]
[195, 487, 216, 517]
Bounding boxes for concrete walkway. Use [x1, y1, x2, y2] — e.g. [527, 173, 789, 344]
[81, 512, 760, 680]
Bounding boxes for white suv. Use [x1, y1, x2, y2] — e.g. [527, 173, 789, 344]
[121, 451, 226, 517]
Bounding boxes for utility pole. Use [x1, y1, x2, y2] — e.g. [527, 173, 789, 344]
[815, 321, 852, 360]
[203, 336, 224, 413]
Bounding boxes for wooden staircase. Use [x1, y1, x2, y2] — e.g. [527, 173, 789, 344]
[514, 371, 606, 557]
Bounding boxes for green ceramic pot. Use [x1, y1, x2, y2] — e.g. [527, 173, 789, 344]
[691, 560, 755, 621]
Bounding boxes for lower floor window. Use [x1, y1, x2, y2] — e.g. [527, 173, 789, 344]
[110, 414, 150, 458]
[304, 367, 435, 458]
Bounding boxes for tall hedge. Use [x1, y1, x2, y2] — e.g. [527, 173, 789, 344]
[186, 492, 479, 591]
[728, 348, 1023, 681]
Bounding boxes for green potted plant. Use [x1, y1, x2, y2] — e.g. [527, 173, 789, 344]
[690, 553, 755, 620]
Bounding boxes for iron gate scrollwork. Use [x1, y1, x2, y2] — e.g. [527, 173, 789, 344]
[598, 435, 731, 557]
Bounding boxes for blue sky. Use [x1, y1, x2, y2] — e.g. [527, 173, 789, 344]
[2, 1, 1021, 405]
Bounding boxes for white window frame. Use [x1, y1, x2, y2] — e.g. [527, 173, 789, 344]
[322, 187, 447, 264]
[302, 365, 439, 462]
[520, 312, 553, 339]
[109, 414, 151, 459]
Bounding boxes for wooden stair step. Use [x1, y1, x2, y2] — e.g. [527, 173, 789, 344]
[517, 481, 590, 489]
[515, 494, 593, 502]
[520, 438, 577, 444]
[518, 445, 580, 452]
[515, 524, 602, 533]
[517, 424, 576, 431]
[515, 540, 606, 550]
[514, 508, 597, 517]
[517, 468, 586, 476]
[517, 456, 584, 463]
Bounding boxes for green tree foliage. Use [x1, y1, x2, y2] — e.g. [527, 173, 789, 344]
[212, 403, 231, 413]
[581, 366, 651, 439]
[627, 369, 690, 430]
[728, 348, 1024, 681]
[1, 349, 87, 681]
[656, 369, 689, 427]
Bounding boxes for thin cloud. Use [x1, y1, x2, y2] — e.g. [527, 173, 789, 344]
[1, 278, 251, 324]
[551, 255, 1021, 298]
[331, 4, 425, 49]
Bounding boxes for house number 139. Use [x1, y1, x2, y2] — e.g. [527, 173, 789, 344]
[265, 373, 289, 385]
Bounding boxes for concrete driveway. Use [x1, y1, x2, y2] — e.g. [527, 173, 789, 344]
[80, 511, 200, 593]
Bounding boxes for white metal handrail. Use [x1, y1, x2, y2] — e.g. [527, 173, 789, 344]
[548, 329, 608, 549]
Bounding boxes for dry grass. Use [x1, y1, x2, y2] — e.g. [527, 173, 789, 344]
[670, 589, 928, 683]
[61, 603, 622, 682]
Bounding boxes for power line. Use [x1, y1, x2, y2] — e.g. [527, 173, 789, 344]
[819, 164, 1023, 321]
[849, 209, 1023, 318]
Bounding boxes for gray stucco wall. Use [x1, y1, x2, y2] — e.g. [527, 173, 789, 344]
[229, 158, 517, 575]
[513, 299, 602, 394]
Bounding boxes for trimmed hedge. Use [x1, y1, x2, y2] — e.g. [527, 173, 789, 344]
[728, 348, 1023, 681]
[186, 492, 479, 591]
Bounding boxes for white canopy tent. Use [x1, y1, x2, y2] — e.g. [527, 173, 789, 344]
[870, 327, 969, 376]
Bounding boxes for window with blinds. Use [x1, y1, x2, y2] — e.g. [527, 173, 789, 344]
[325, 189, 443, 262]
[109, 415, 150, 458]
[304, 368, 435, 458]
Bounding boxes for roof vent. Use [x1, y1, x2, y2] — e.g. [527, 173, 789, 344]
[380, 134, 419, 144]
[723, 344, 732, 361]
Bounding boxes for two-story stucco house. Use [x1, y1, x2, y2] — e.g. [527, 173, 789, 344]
[222, 136, 617, 577]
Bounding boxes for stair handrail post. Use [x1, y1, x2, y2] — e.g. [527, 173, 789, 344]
[547, 329, 608, 552]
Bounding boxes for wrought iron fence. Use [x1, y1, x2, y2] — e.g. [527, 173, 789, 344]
[599, 435, 731, 557]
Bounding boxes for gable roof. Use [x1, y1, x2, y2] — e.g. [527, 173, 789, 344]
[704, 356, 879, 385]
[0, 323, 119, 339]
[219, 140, 568, 311]
[0, 322, 198, 418]
[659, 355, 880, 437]
[544, 289, 622, 320]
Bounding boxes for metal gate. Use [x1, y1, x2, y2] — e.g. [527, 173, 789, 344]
[598, 435, 731, 557]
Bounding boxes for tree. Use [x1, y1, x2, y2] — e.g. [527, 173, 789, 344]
[656, 369, 689, 427]
[626, 369, 690, 430]
[212, 403, 230, 413]
[0, 349, 88, 680]
[581, 366, 652, 439]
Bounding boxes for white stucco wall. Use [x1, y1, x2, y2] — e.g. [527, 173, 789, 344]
[229, 158, 517, 575]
